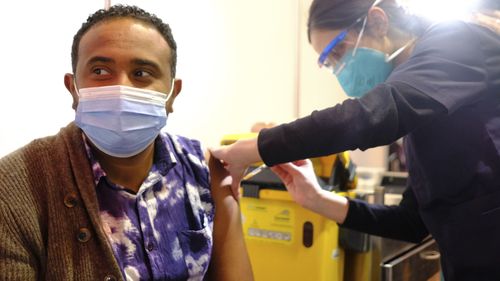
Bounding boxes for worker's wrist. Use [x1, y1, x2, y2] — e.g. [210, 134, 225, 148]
[239, 137, 262, 165]
[304, 189, 332, 218]
[316, 190, 349, 224]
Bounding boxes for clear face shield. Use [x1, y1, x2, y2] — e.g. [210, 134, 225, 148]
[316, 0, 414, 98]
[317, 15, 368, 75]
[316, 0, 389, 72]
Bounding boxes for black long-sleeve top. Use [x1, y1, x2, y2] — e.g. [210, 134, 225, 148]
[258, 21, 500, 279]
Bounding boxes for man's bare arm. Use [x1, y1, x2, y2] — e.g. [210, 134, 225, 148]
[205, 152, 254, 281]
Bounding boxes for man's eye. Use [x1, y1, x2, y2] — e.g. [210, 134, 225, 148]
[93, 68, 110, 75]
[134, 70, 152, 77]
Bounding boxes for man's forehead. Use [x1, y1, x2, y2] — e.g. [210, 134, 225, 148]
[78, 17, 171, 64]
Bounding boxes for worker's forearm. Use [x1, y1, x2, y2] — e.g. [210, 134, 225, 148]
[309, 190, 349, 224]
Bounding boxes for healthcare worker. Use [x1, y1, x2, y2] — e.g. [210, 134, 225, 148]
[212, 0, 500, 280]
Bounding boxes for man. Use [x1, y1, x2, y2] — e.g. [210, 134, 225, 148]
[0, 5, 253, 281]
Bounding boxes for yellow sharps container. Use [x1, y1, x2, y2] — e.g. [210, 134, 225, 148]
[240, 182, 345, 281]
[221, 133, 357, 281]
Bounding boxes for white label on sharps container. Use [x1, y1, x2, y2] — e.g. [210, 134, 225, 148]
[248, 228, 292, 242]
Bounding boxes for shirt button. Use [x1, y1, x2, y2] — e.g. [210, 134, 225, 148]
[63, 193, 78, 208]
[77, 228, 91, 243]
[104, 275, 117, 281]
[146, 242, 154, 252]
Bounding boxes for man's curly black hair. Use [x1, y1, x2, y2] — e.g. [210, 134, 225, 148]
[71, 5, 177, 77]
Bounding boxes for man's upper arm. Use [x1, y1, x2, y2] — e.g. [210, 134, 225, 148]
[204, 151, 254, 281]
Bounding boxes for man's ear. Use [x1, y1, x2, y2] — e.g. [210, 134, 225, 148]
[166, 79, 182, 114]
[64, 73, 79, 110]
[366, 7, 389, 38]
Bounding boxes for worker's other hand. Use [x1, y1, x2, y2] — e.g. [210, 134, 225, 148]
[270, 159, 325, 211]
[210, 137, 262, 200]
[472, 10, 500, 34]
[272, 159, 350, 223]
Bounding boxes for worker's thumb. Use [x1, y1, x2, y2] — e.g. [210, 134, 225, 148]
[277, 162, 302, 176]
[292, 159, 310, 167]
[209, 146, 225, 161]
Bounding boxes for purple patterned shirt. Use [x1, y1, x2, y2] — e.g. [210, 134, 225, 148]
[83, 133, 214, 281]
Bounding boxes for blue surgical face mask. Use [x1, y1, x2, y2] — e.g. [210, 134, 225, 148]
[334, 47, 394, 98]
[74, 82, 174, 158]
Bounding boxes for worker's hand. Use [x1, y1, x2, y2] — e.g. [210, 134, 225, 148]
[472, 10, 500, 34]
[210, 137, 262, 200]
[207, 152, 233, 195]
[271, 159, 350, 223]
[270, 159, 325, 211]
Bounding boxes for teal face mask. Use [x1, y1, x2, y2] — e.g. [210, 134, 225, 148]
[317, 4, 413, 99]
[334, 47, 394, 98]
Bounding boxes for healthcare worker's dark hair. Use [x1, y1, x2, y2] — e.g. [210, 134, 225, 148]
[307, 0, 430, 42]
[71, 5, 177, 77]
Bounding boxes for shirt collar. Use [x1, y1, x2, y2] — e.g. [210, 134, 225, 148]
[82, 132, 177, 187]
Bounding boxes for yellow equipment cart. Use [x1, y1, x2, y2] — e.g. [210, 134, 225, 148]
[221, 133, 365, 281]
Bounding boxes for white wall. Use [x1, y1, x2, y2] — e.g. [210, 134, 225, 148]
[0, 0, 104, 156]
[0, 0, 299, 156]
[0, 0, 386, 168]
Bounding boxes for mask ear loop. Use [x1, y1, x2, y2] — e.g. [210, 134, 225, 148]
[385, 38, 416, 62]
[164, 78, 176, 117]
[73, 77, 81, 97]
[165, 79, 175, 101]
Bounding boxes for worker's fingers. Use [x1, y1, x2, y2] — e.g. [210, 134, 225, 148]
[270, 165, 293, 186]
[292, 159, 312, 168]
[275, 162, 303, 177]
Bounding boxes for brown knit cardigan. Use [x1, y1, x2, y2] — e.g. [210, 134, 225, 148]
[0, 123, 123, 281]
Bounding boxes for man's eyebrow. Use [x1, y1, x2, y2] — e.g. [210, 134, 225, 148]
[86, 56, 115, 65]
[131, 58, 161, 72]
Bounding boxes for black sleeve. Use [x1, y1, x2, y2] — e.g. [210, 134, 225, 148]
[258, 21, 488, 167]
[258, 82, 447, 166]
[341, 187, 429, 243]
[387, 21, 489, 113]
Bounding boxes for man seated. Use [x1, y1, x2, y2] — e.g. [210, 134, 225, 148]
[0, 5, 253, 281]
